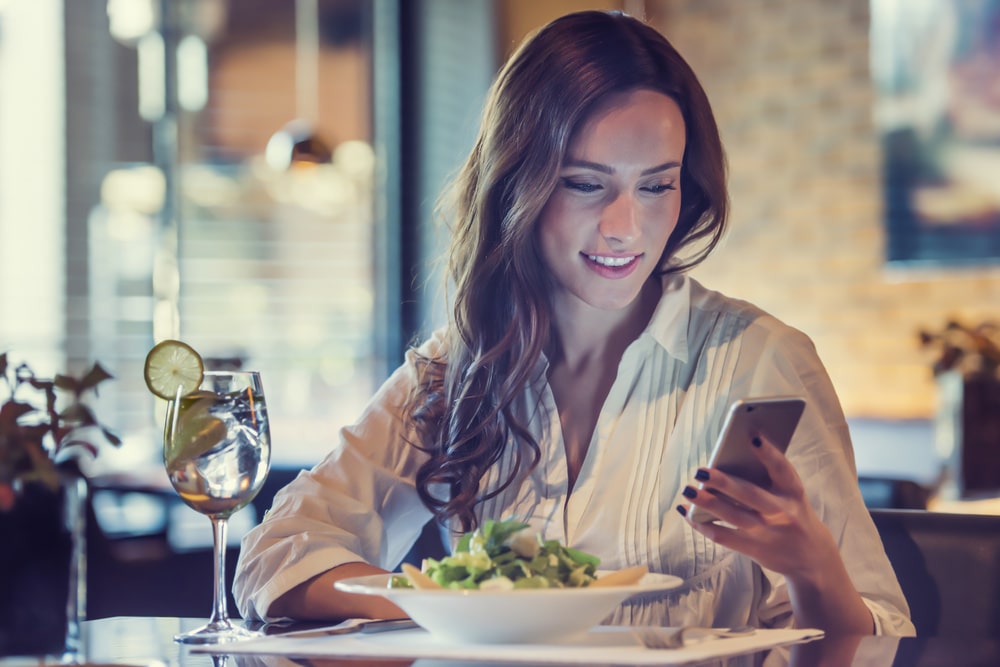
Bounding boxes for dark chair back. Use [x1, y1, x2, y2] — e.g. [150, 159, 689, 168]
[870, 509, 1000, 637]
[859, 476, 929, 510]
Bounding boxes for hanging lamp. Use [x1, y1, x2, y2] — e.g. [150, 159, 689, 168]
[265, 0, 332, 170]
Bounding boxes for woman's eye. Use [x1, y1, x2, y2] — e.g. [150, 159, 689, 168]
[562, 179, 602, 193]
[641, 183, 676, 195]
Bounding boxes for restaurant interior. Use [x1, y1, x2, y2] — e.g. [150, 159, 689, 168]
[2, 0, 1000, 657]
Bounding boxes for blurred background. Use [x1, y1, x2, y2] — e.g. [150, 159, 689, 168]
[1, 0, 998, 615]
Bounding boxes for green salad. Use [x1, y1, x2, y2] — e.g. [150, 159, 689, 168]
[390, 518, 600, 590]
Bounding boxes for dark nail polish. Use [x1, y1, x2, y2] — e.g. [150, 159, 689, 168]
[676, 504, 687, 517]
[682, 486, 697, 499]
[751, 436, 762, 448]
[695, 469, 710, 481]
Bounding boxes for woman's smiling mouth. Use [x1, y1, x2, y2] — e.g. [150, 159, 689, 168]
[582, 253, 642, 279]
[585, 253, 639, 267]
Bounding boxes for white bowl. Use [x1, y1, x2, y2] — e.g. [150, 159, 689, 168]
[334, 571, 683, 645]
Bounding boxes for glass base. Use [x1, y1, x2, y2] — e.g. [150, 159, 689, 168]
[174, 620, 261, 645]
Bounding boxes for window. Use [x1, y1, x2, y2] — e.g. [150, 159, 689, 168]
[108, 0, 378, 467]
[0, 0, 498, 476]
[1, 0, 380, 471]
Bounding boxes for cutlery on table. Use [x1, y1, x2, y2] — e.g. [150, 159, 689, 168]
[633, 624, 755, 649]
[275, 618, 419, 639]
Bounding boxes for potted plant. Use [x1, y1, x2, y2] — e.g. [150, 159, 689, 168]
[918, 319, 1000, 378]
[918, 320, 1000, 499]
[0, 352, 119, 658]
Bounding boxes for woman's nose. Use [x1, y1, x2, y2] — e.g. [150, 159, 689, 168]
[599, 192, 640, 244]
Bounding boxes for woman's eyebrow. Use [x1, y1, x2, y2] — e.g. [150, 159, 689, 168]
[562, 158, 682, 175]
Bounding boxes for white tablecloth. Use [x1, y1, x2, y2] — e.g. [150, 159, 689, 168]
[200, 625, 824, 665]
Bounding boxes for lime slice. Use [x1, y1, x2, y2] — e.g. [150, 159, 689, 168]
[165, 393, 227, 470]
[144, 339, 204, 400]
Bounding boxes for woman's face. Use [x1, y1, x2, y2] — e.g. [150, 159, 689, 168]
[538, 88, 685, 314]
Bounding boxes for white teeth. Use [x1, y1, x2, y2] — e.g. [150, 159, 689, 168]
[588, 255, 635, 267]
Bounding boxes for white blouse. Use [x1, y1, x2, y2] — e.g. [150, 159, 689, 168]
[233, 273, 915, 636]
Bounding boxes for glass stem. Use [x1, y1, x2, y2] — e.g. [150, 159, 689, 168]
[209, 516, 231, 626]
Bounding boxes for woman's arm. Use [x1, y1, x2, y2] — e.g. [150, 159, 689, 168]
[233, 335, 447, 622]
[268, 562, 408, 621]
[672, 317, 912, 635]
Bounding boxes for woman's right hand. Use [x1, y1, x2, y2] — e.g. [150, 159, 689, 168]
[269, 561, 408, 621]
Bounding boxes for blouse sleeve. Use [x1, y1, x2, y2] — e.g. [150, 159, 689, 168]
[745, 323, 916, 636]
[232, 337, 441, 622]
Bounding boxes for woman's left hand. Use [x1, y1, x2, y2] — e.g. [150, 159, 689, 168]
[676, 435, 876, 635]
[676, 435, 839, 580]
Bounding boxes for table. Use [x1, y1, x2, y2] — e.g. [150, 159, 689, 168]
[8, 617, 998, 667]
[928, 493, 1000, 516]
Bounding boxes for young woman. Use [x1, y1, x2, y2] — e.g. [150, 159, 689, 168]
[233, 10, 914, 636]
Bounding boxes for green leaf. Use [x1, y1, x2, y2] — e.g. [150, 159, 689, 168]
[80, 363, 114, 392]
[480, 518, 496, 543]
[483, 518, 529, 553]
[564, 547, 601, 568]
[492, 550, 517, 565]
[53, 374, 79, 393]
[22, 440, 59, 491]
[513, 576, 549, 589]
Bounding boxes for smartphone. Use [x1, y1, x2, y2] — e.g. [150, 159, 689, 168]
[688, 396, 807, 524]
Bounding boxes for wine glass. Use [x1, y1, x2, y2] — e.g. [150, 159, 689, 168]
[163, 370, 271, 644]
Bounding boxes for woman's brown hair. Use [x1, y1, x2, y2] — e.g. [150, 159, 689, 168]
[406, 10, 728, 532]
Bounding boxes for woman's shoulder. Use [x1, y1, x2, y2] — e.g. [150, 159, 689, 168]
[683, 275, 813, 347]
[352, 329, 452, 429]
[405, 327, 451, 368]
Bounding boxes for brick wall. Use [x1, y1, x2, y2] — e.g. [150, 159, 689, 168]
[645, 0, 1000, 419]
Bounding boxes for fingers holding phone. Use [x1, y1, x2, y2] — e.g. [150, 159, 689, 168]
[678, 444, 837, 579]
[685, 396, 806, 525]
[680, 435, 802, 530]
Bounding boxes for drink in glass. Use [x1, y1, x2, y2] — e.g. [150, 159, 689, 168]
[164, 370, 270, 644]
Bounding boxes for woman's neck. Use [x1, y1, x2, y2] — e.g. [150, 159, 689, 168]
[548, 277, 662, 372]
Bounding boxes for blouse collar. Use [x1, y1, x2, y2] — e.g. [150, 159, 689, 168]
[532, 271, 693, 377]
[641, 272, 692, 364]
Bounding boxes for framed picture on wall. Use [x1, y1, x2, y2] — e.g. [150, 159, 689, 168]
[871, 0, 1000, 267]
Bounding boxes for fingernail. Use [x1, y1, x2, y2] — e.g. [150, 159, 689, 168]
[676, 504, 687, 517]
[682, 486, 697, 499]
[695, 469, 710, 481]
[751, 436, 762, 448]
